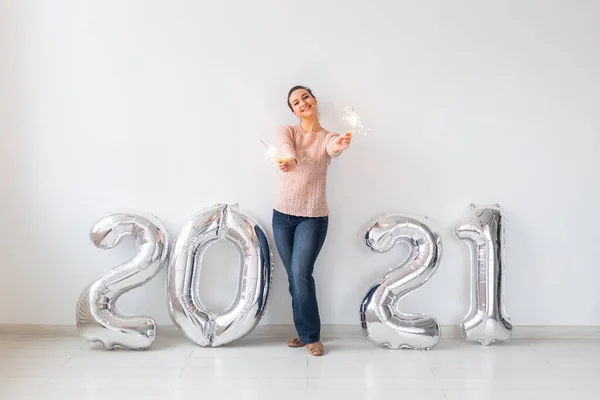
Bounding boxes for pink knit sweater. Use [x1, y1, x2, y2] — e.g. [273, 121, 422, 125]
[274, 124, 343, 217]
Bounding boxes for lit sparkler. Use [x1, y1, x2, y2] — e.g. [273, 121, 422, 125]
[343, 105, 369, 141]
[260, 140, 279, 161]
[261, 139, 312, 164]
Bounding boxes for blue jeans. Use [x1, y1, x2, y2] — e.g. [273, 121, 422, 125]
[272, 209, 328, 344]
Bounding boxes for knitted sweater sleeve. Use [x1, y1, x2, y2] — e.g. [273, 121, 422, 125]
[325, 131, 343, 158]
[276, 125, 296, 160]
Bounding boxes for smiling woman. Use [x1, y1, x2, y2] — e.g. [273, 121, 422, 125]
[271, 85, 352, 357]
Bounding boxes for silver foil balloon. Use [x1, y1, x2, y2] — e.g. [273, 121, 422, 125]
[167, 204, 272, 347]
[76, 211, 170, 350]
[360, 215, 442, 350]
[454, 203, 512, 345]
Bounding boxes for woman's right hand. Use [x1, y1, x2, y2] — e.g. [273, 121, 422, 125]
[277, 158, 297, 172]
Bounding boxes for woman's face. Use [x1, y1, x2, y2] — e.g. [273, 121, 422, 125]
[289, 89, 317, 120]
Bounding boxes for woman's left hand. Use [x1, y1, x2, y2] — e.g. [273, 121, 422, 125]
[332, 132, 352, 153]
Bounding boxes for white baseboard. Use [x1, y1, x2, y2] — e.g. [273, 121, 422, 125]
[1, 324, 599, 339]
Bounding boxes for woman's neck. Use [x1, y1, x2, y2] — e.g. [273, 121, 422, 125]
[300, 119, 322, 133]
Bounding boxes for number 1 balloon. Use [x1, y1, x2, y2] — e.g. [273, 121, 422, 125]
[454, 203, 512, 345]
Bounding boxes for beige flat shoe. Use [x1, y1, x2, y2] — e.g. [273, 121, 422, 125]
[307, 341, 324, 356]
[287, 337, 305, 348]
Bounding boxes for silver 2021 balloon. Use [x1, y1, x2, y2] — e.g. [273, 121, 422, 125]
[455, 203, 512, 345]
[360, 214, 442, 350]
[76, 212, 170, 350]
[167, 204, 272, 347]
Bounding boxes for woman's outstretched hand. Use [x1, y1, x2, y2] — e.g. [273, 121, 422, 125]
[277, 157, 297, 172]
[332, 132, 352, 153]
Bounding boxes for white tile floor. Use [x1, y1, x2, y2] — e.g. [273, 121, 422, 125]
[0, 331, 599, 399]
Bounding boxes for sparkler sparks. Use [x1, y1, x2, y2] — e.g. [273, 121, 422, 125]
[260, 140, 280, 161]
[343, 105, 369, 140]
[260, 140, 312, 164]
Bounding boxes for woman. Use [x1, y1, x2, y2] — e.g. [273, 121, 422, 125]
[272, 85, 352, 356]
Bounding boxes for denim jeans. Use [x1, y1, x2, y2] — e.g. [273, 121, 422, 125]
[272, 209, 329, 344]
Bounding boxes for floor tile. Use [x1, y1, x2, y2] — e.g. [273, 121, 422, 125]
[0, 332, 597, 399]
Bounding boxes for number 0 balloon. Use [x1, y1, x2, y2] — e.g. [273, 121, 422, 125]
[167, 204, 272, 347]
[360, 214, 442, 350]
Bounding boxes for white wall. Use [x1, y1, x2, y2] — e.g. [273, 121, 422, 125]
[2, 0, 599, 327]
